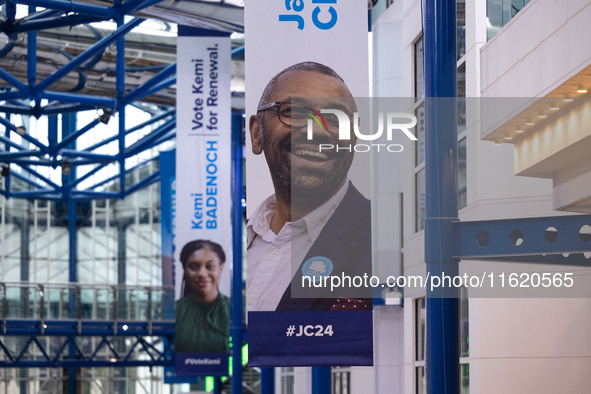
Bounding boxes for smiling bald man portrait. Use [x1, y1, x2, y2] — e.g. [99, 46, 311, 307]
[246, 61, 372, 312]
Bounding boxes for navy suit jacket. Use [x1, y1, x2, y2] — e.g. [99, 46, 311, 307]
[276, 183, 372, 310]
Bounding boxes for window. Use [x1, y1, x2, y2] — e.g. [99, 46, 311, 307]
[457, 0, 466, 60]
[460, 287, 470, 393]
[457, 62, 467, 210]
[332, 367, 350, 394]
[487, 0, 532, 40]
[415, 298, 427, 394]
[458, 138, 467, 209]
[415, 37, 425, 100]
[414, 37, 426, 232]
[281, 367, 295, 394]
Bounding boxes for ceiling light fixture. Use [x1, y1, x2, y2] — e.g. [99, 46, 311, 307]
[525, 118, 535, 126]
[577, 84, 588, 94]
[15, 126, 26, 136]
[0, 163, 9, 177]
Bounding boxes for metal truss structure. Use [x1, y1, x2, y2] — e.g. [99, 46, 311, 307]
[0, 2, 246, 387]
[0, 0, 244, 202]
[0, 282, 175, 368]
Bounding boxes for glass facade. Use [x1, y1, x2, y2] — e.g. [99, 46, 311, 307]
[487, 0, 532, 40]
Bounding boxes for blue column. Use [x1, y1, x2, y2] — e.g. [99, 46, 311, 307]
[423, 1, 460, 394]
[231, 113, 244, 394]
[261, 368, 275, 394]
[312, 366, 331, 394]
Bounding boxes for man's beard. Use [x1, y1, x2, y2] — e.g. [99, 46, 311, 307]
[265, 133, 353, 209]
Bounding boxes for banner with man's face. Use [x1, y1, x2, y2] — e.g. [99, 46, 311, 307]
[245, 0, 373, 366]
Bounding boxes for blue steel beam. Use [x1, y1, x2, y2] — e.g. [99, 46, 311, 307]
[117, 16, 126, 198]
[9, 171, 46, 189]
[132, 76, 176, 103]
[0, 104, 97, 116]
[231, 113, 244, 394]
[8, 14, 106, 33]
[82, 109, 174, 152]
[27, 5, 36, 87]
[60, 149, 116, 161]
[423, 1, 460, 394]
[16, 0, 115, 18]
[17, 164, 60, 189]
[56, 118, 102, 151]
[36, 17, 143, 91]
[122, 63, 176, 105]
[150, 130, 175, 147]
[0, 116, 48, 152]
[40, 91, 116, 108]
[119, 0, 166, 15]
[10, 159, 52, 166]
[125, 172, 159, 195]
[124, 119, 176, 157]
[0, 68, 28, 94]
[70, 191, 120, 200]
[81, 156, 158, 190]
[7, 191, 61, 199]
[0, 134, 26, 151]
[0, 150, 43, 160]
[456, 215, 591, 258]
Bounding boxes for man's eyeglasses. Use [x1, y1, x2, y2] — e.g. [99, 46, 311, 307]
[256, 101, 342, 133]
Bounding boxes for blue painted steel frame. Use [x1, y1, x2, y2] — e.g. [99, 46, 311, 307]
[0, 1, 180, 202]
[231, 113, 245, 394]
[423, 1, 460, 394]
[456, 215, 591, 259]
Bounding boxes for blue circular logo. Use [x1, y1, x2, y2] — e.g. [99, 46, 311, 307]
[301, 256, 334, 282]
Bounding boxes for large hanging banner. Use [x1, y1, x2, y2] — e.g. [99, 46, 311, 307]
[245, 1, 373, 366]
[174, 27, 232, 378]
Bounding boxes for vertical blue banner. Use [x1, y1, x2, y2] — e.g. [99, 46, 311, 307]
[174, 27, 232, 378]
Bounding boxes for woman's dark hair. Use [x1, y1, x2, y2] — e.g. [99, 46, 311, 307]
[179, 239, 226, 269]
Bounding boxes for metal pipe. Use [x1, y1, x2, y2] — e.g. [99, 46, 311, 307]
[0, 150, 43, 160]
[40, 91, 116, 108]
[84, 157, 157, 190]
[117, 16, 126, 197]
[57, 119, 101, 151]
[125, 172, 159, 195]
[9, 172, 46, 189]
[27, 6, 36, 87]
[59, 149, 116, 161]
[0, 67, 29, 94]
[67, 196, 77, 394]
[10, 14, 105, 33]
[121, 63, 176, 105]
[123, 120, 175, 157]
[423, 1, 460, 394]
[129, 76, 176, 104]
[119, 0, 165, 15]
[17, 0, 114, 18]
[82, 110, 174, 152]
[18, 165, 60, 189]
[36, 17, 143, 91]
[0, 135, 26, 151]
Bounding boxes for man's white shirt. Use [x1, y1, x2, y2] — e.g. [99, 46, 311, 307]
[246, 182, 349, 311]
